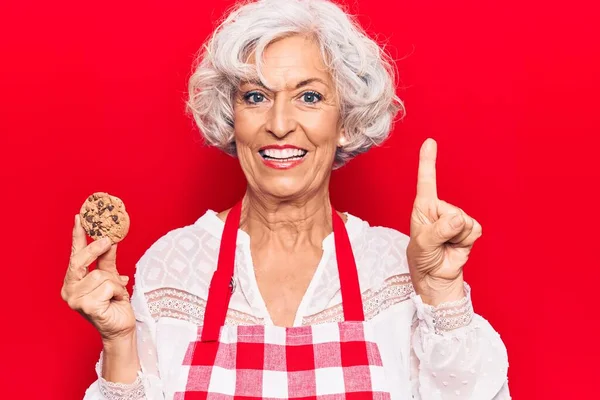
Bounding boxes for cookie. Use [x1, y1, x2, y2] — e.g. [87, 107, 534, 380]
[79, 192, 130, 243]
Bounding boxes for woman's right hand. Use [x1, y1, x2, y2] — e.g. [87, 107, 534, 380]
[61, 215, 135, 343]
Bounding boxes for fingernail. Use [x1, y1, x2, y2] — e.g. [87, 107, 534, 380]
[450, 214, 464, 228]
[100, 237, 111, 246]
[74, 214, 79, 226]
[120, 275, 130, 283]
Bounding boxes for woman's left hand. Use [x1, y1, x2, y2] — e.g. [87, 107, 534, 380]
[406, 138, 483, 306]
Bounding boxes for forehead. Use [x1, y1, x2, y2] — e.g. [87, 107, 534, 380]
[246, 35, 332, 90]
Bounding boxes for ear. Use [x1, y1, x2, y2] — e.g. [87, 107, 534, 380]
[337, 128, 347, 147]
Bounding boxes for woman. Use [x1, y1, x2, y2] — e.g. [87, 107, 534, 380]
[62, 0, 510, 398]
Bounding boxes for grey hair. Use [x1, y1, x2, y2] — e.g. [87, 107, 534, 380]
[186, 0, 404, 167]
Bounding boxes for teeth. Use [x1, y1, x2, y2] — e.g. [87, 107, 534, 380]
[263, 148, 306, 159]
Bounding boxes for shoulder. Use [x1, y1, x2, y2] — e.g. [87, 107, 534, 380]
[364, 224, 410, 252]
[347, 213, 411, 278]
[340, 214, 415, 320]
[133, 210, 223, 291]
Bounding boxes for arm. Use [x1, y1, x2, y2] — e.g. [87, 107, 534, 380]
[406, 139, 510, 398]
[410, 283, 510, 399]
[83, 278, 165, 400]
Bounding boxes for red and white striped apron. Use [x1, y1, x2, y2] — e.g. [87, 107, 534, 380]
[175, 201, 391, 399]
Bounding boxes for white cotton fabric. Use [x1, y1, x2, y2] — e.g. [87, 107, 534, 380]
[83, 210, 510, 400]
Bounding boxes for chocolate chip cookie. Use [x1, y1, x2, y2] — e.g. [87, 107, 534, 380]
[79, 192, 130, 243]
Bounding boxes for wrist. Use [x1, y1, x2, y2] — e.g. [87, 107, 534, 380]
[102, 331, 137, 353]
[414, 276, 465, 306]
[101, 333, 140, 384]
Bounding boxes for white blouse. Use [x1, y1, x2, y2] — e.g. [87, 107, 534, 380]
[83, 210, 510, 400]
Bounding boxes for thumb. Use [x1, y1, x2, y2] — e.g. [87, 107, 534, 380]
[432, 213, 465, 245]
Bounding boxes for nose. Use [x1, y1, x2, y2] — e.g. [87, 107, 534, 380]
[265, 96, 297, 138]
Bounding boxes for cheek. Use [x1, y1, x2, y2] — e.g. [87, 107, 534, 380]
[233, 108, 262, 147]
[302, 110, 342, 147]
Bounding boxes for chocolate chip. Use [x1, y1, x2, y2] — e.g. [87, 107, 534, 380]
[97, 231, 102, 236]
[111, 215, 118, 222]
[98, 200, 104, 208]
[107, 205, 114, 211]
[99, 208, 105, 216]
[89, 230, 95, 236]
[92, 222, 98, 228]
[86, 215, 93, 223]
[88, 196, 93, 202]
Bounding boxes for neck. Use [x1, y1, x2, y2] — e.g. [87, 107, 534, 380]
[240, 188, 333, 251]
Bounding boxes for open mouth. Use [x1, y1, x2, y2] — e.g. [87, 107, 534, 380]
[258, 146, 309, 170]
[258, 148, 308, 161]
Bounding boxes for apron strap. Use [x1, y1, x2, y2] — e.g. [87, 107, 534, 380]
[202, 200, 365, 341]
[201, 201, 242, 342]
[332, 208, 365, 321]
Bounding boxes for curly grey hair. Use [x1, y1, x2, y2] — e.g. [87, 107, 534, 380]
[186, 0, 404, 167]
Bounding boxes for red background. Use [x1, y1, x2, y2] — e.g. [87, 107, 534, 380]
[1, 0, 598, 398]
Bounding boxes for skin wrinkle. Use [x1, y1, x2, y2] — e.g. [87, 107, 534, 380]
[218, 35, 348, 326]
[186, 1, 403, 167]
[238, 34, 340, 108]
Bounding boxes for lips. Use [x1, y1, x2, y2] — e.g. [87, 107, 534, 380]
[258, 145, 308, 170]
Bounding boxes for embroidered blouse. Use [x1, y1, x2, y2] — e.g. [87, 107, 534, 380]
[83, 210, 510, 400]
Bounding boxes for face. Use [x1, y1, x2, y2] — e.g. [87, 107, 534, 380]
[233, 35, 344, 200]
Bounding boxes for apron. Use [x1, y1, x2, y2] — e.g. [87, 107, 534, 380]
[175, 200, 391, 399]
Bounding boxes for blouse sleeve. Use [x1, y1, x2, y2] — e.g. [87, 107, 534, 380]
[410, 283, 510, 399]
[82, 274, 165, 400]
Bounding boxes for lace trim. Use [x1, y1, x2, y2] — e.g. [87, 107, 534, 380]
[302, 273, 414, 325]
[95, 352, 145, 400]
[430, 283, 474, 333]
[145, 287, 264, 326]
[145, 274, 414, 327]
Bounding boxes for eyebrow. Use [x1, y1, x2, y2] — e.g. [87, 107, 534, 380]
[242, 77, 329, 91]
[294, 78, 329, 89]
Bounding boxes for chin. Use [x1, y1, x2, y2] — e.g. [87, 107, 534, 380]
[258, 176, 310, 200]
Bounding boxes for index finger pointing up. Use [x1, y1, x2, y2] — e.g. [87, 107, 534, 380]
[416, 138, 438, 200]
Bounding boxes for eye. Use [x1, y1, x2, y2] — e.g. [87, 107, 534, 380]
[300, 91, 323, 104]
[243, 91, 266, 104]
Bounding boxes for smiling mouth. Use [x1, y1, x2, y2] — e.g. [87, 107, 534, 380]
[258, 148, 308, 161]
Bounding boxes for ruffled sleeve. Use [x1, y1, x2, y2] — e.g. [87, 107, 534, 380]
[83, 275, 165, 399]
[410, 283, 510, 399]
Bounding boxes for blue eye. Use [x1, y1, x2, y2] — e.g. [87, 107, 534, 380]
[243, 91, 265, 104]
[301, 91, 322, 104]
